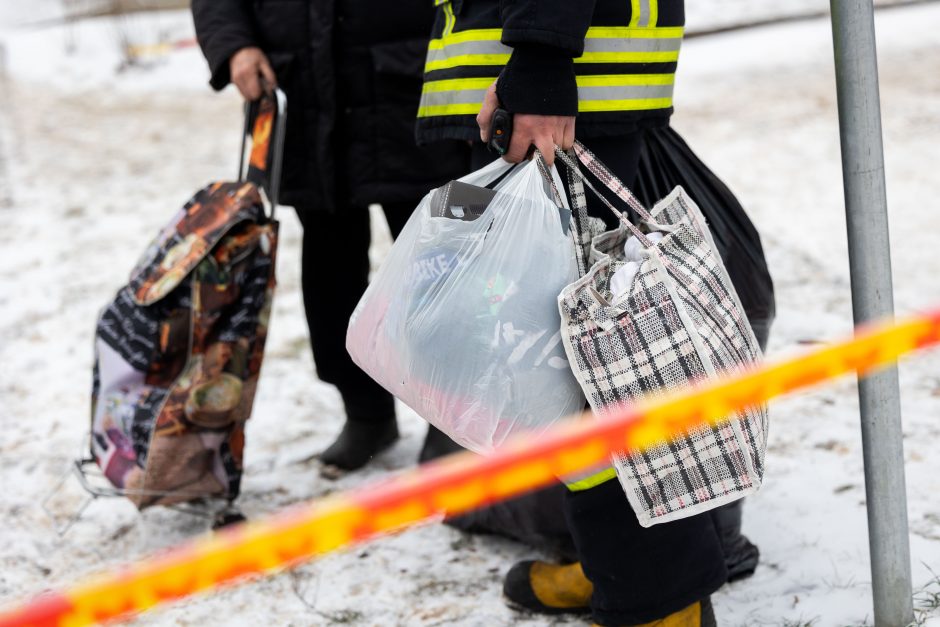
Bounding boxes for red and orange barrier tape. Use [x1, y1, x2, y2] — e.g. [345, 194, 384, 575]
[2, 308, 940, 627]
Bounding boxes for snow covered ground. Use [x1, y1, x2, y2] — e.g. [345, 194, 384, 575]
[1, 3, 939, 626]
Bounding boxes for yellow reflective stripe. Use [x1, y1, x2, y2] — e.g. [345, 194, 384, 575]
[578, 97, 674, 112]
[421, 15, 682, 114]
[427, 26, 683, 49]
[629, 0, 641, 27]
[418, 75, 675, 117]
[425, 53, 511, 72]
[576, 73, 674, 87]
[585, 26, 683, 39]
[565, 467, 618, 491]
[576, 50, 679, 64]
[427, 28, 503, 49]
[418, 103, 483, 117]
[422, 77, 495, 92]
[424, 25, 682, 71]
[443, 1, 456, 37]
[421, 75, 672, 94]
[428, 43, 679, 65]
[427, 51, 678, 72]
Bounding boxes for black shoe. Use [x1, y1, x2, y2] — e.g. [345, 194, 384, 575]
[212, 506, 246, 530]
[418, 425, 463, 463]
[724, 535, 760, 583]
[319, 419, 399, 473]
[710, 499, 760, 582]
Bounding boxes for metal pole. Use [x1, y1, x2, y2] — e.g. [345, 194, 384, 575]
[828, 2, 914, 625]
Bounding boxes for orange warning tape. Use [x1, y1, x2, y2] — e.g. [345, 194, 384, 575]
[2, 308, 939, 627]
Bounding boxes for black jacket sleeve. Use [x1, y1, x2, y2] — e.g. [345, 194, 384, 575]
[499, 0, 597, 56]
[191, 0, 259, 91]
[495, 0, 597, 116]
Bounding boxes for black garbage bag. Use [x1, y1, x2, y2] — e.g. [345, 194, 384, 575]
[419, 426, 579, 560]
[424, 126, 775, 579]
[635, 126, 776, 348]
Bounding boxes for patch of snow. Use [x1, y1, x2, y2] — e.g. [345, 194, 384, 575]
[0, 7, 207, 93]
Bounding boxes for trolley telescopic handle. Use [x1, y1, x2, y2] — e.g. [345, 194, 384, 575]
[238, 87, 288, 215]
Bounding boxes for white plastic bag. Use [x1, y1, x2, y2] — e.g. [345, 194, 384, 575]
[347, 159, 584, 453]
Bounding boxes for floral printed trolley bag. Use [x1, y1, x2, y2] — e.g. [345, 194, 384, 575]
[86, 91, 286, 516]
[555, 143, 768, 527]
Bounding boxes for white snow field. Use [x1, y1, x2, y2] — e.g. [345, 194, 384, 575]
[0, 3, 939, 626]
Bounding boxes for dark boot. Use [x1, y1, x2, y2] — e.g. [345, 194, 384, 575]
[211, 505, 247, 530]
[503, 560, 592, 615]
[504, 561, 718, 627]
[418, 424, 463, 463]
[319, 391, 399, 472]
[590, 597, 716, 627]
[710, 500, 760, 582]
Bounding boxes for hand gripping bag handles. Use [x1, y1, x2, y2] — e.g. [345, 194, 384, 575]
[347, 157, 585, 454]
[556, 142, 769, 527]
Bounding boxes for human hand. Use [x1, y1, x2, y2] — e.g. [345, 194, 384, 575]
[229, 47, 277, 101]
[476, 80, 575, 166]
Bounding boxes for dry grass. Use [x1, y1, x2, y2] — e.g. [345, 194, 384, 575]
[912, 565, 940, 626]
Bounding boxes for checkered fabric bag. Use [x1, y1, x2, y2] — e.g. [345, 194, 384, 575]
[556, 143, 768, 527]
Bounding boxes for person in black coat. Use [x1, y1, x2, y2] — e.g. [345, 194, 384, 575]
[192, 0, 470, 471]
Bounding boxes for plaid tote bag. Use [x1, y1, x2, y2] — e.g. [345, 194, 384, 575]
[555, 143, 768, 527]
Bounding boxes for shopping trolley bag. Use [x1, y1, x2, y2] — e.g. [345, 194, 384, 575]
[87, 90, 286, 511]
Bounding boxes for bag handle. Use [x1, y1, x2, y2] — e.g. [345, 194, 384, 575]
[571, 141, 656, 224]
[482, 162, 520, 190]
[486, 151, 590, 277]
[531, 151, 595, 277]
[532, 152, 566, 206]
[553, 147, 657, 250]
[553, 145, 707, 299]
[238, 88, 288, 218]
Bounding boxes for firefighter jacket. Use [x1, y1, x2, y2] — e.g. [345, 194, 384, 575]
[415, 0, 685, 144]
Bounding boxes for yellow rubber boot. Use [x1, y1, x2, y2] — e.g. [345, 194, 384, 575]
[503, 560, 592, 615]
[591, 597, 717, 627]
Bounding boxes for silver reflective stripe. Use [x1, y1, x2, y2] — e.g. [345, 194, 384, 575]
[425, 39, 510, 66]
[418, 76, 675, 117]
[426, 35, 680, 64]
[637, 0, 652, 27]
[419, 87, 489, 109]
[578, 83, 675, 102]
[631, 0, 657, 27]
[584, 36, 680, 54]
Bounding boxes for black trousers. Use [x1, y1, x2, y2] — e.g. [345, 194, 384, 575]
[472, 137, 727, 625]
[566, 480, 727, 625]
[294, 203, 414, 419]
